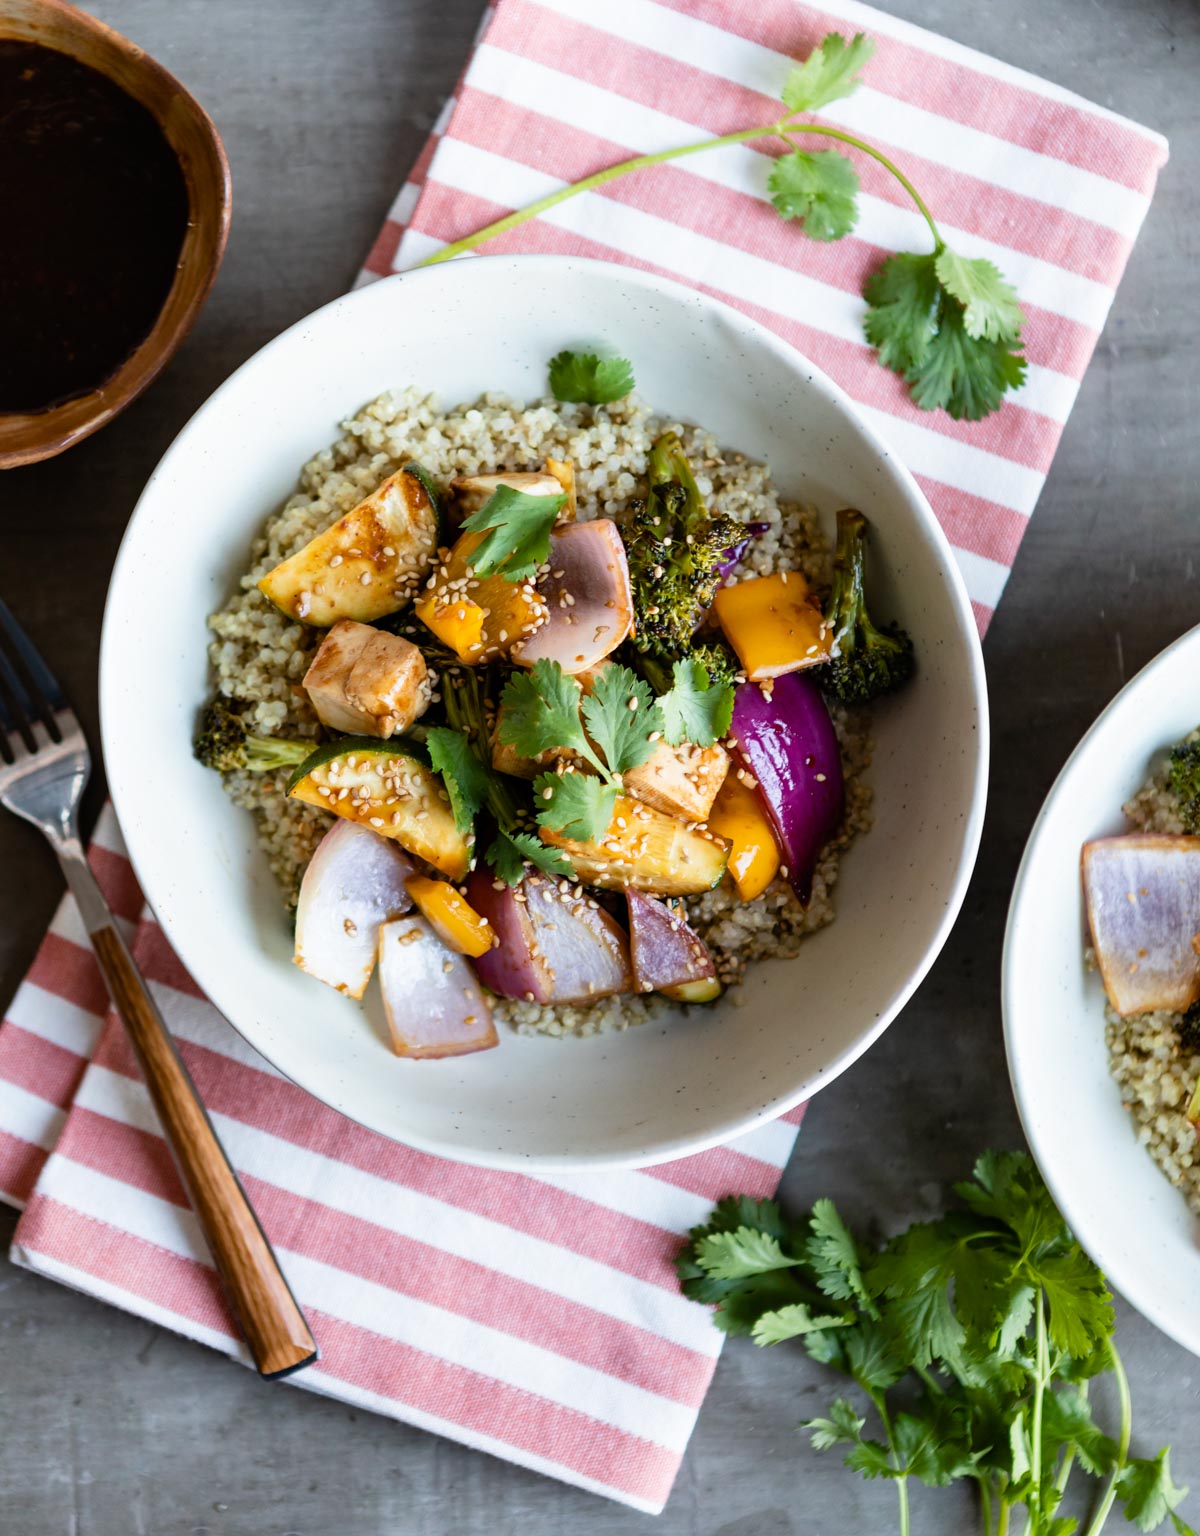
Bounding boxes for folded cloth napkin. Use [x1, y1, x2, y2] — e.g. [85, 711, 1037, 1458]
[0, 0, 1168, 1516]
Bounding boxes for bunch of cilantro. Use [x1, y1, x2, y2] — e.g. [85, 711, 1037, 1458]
[420, 33, 1025, 422]
[678, 1152, 1195, 1536]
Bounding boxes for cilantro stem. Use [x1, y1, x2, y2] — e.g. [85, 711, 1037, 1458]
[1024, 1291, 1050, 1533]
[415, 116, 943, 269]
[418, 123, 792, 266]
[779, 121, 942, 249]
[996, 1495, 1011, 1536]
[873, 1392, 910, 1536]
[980, 1476, 995, 1536]
[1081, 1342, 1132, 1536]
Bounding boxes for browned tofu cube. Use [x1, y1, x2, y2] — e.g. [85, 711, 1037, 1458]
[449, 470, 566, 522]
[623, 740, 730, 823]
[490, 705, 570, 779]
[303, 620, 431, 738]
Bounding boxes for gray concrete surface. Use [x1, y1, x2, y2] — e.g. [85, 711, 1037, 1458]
[0, 0, 1197, 1530]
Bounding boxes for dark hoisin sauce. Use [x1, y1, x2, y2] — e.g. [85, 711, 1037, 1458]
[0, 39, 189, 413]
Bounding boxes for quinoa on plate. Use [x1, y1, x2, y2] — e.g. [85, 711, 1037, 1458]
[198, 355, 912, 1054]
[1094, 732, 1200, 1213]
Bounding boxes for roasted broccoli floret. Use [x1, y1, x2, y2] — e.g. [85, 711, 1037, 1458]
[820, 508, 915, 704]
[623, 431, 744, 654]
[194, 698, 313, 774]
[1168, 740, 1200, 833]
[630, 638, 740, 697]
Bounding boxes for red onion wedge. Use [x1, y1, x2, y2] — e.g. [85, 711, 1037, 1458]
[377, 914, 498, 1058]
[463, 870, 550, 1002]
[626, 889, 716, 995]
[522, 876, 633, 1003]
[513, 519, 633, 675]
[293, 821, 414, 999]
[730, 673, 843, 903]
[464, 870, 632, 1004]
[1082, 834, 1200, 1017]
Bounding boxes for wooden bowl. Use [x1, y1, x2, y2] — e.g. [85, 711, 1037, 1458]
[0, 0, 231, 469]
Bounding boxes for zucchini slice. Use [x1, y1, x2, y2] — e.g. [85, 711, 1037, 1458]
[288, 737, 470, 880]
[258, 466, 439, 627]
[540, 795, 729, 896]
[660, 975, 723, 1005]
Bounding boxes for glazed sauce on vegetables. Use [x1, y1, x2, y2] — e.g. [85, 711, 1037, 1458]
[0, 40, 189, 413]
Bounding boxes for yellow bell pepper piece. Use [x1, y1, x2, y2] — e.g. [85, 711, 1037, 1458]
[415, 529, 547, 664]
[713, 571, 832, 681]
[406, 875, 495, 959]
[413, 592, 485, 659]
[707, 772, 781, 902]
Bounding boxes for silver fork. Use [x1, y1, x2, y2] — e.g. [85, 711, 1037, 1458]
[0, 599, 318, 1379]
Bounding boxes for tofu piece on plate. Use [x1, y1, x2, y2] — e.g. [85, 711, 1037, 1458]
[303, 620, 431, 738]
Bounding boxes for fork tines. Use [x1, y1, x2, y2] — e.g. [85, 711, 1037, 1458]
[0, 599, 67, 760]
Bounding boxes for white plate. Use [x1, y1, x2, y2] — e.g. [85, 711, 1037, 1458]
[1004, 623, 1200, 1353]
[101, 254, 988, 1170]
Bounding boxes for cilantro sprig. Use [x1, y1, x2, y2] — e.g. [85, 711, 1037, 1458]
[548, 350, 635, 405]
[434, 668, 576, 884]
[420, 33, 1026, 422]
[657, 657, 735, 747]
[501, 660, 657, 842]
[499, 657, 734, 844]
[678, 1152, 1196, 1536]
[460, 484, 567, 584]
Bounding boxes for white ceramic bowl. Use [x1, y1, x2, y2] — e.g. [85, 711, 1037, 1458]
[101, 254, 987, 1170]
[1005, 623, 1200, 1354]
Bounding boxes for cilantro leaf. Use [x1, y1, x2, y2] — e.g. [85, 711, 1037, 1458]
[752, 1304, 852, 1346]
[484, 830, 526, 886]
[844, 1439, 897, 1479]
[1116, 1450, 1192, 1533]
[694, 1226, 797, 1280]
[781, 31, 874, 114]
[955, 1149, 1068, 1256]
[499, 661, 589, 762]
[863, 249, 1026, 421]
[768, 149, 860, 241]
[657, 658, 736, 747]
[805, 1198, 877, 1315]
[485, 829, 575, 886]
[862, 251, 941, 373]
[1041, 1386, 1117, 1478]
[1029, 1248, 1113, 1360]
[806, 1398, 865, 1450]
[907, 303, 1027, 421]
[533, 768, 616, 843]
[934, 248, 1023, 343]
[892, 1407, 982, 1486]
[685, 1194, 791, 1245]
[706, 1272, 817, 1334]
[424, 725, 488, 837]
[869, 1223, 967, 1369]
[461, 486, 566, 582]
[844, 1322, 906, 1393]
[580, 664, 661, 775]
[548, 350, 635, 405]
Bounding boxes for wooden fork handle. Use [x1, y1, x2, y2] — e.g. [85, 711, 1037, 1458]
[60, 853, 318, 1378]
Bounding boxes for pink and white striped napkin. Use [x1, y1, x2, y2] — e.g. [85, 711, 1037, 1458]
[0, 0, 1168, 1515]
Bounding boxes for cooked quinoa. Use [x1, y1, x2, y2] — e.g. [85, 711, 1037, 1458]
[207, 387, 873, 1038]
[1104, 733, 1200, 1211]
